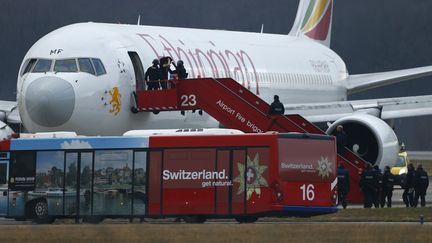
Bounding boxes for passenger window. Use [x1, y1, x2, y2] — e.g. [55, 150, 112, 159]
[54, 59, 78, 72]
[21, 58, 37, 76]
[78, 58, 95, 75]
[32, 59, 52, 73]
[91, 58, 106, 76]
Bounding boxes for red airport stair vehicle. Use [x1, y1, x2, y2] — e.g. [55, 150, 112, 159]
[133, 78, 367, 203]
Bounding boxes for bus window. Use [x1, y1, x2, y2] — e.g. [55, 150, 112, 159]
[34, 151, 65, 216]
[65, 153, 78, 216]
[9, 151, 36, 191]
[35, 151, 65, 190]
[133, 151, 147, 215]
[0, 163, 6, 185]
[79, 152, 93, 216]
[93, 150, 132, 216]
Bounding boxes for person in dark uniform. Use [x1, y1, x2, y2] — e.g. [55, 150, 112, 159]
[381, 166, 395, 207]
[373, 165, 383, 208]
[269, 95, 285, 115]
[159, 56, 173, 89]
[414, 164, 429, 207]
[359, 163, 378, 208]
[337, 163, 350, 209]
[172, 60, 188, 79]
[402, 163, 416, 207]
[144, 59, 161, 90]
[335, 125, 348, 155]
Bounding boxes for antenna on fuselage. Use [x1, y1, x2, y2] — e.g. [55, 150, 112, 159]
[137, 15, 141, 25]
[260, 24, 264, 34]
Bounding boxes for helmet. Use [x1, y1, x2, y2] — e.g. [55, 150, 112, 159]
[152, 59, 159, 65]
[177, 60, 184, 66]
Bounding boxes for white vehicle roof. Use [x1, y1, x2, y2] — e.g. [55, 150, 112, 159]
[123, 128, 244, 137]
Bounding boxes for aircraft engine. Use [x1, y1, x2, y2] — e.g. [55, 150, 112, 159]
[326, 113, 399, 169]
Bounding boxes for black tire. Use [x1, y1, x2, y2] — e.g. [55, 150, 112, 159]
[82, 216, 104, 224]
[31, 200, 54, 224]
[183, 216, 206, 224]
[235, 216, 258, 223]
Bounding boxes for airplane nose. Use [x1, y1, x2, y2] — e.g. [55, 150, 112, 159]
[25, 77, 75, 127]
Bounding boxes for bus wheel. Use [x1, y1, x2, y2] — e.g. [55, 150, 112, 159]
[183, 216, 206, 223]
[82, 216, 104, 224]
[235, 216, 258, 223]
[32, 200, 54, 224]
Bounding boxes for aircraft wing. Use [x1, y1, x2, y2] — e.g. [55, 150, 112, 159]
[284, 95, 432, 123]
[0, 100, 21, 124]
[345, 66, 432, 94]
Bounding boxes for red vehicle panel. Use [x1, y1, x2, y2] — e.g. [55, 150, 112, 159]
[147, 133, 338, 218]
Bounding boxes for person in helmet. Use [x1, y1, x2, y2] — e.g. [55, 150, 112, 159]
[269, 95, 285, 115]
[337, 163, 350, 209]
[335, 125, 348, 155]
[172, 60, 188, 80]
[144, 59, 161, 90]
[381, 165, 395, 207]
[159, 56, 173, 89]
[373, 165, 383, 208]
[359, 163, 378, 208]
[402, 163, 416, 207]
[414, 164, 429, 207]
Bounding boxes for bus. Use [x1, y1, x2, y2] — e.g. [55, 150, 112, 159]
[0, 132, 338, 223]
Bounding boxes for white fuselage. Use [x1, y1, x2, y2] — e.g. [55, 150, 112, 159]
[17, 22, 348, 135]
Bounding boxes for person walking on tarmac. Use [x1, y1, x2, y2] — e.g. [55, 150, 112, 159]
[269, 95, 285, 115]
[402, 163, 416, 207]
[359, 163, 378, 208]
[373, 165, 383, 208]
[172, 60, 188, 80]
[381, 166, 395, 207]
[144, 59, 161, 90]
[414, 164, 429, 207]
[337, 163, 350, 209]
[335, 125, 348, 155]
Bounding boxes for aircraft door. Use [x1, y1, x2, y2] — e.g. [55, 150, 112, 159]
[128, 51, 146, 91]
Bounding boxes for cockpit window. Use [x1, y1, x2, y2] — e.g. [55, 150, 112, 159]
[32, 59, 52, 73]
[54, 59, 78, 72]
[23, 57, 105, 76]
[91, 58, 106, 76]
[78, 58, 95, 75]
[21, 58, 37, 76]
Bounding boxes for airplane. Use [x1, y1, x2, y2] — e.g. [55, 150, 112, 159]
[2, 0, 432, 169]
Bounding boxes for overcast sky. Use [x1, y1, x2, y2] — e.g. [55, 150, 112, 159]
[1, 0, 431, 149]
